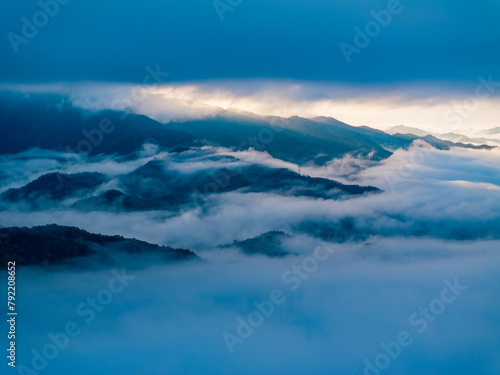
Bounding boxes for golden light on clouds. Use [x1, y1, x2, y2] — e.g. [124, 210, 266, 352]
[3, 81, 500, 137]
[146, 83, 500, 136]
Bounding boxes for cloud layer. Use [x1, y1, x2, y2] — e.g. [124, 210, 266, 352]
[1, 0, 499, 85]
[2, 133, 500, 375]
[13, 237, 500, 375]
[1, 143, 499, 250]
[3, 81, 500, 135]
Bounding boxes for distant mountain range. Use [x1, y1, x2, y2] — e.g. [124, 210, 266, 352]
[0, 92, 494, 166]
[386, 125, 431, 137]
[386, 125, 500, 146]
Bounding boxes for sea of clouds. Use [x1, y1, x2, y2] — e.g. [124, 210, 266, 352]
[1, 125, 500, 375]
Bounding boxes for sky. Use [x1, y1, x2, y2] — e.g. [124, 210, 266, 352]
[1, 0, 500, 132]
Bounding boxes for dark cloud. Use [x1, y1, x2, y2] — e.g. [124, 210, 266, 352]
[1, 0, 499, 85]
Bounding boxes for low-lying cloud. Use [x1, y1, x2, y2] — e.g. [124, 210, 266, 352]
[12, 237, 500, 375]
[2, 133, 500, 375]
[1, 143, 499, 250]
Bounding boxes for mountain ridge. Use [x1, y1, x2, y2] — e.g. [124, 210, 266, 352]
[1, 92, 494, 167]
[0, 224, 200, 268]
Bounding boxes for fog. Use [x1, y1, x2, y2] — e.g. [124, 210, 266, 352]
[1, 144, 499, 250]
[12, 237, 500, 375]
[2, 137, 500, 374]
